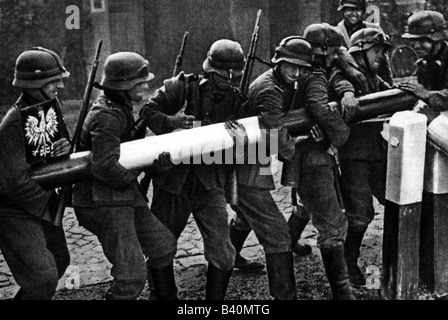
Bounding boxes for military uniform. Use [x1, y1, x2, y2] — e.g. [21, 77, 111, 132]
[142, 74, 235, 271]
[231, 66, 300, 300]
[335, 0, 394, 86]
[140, 39, 245, 300]
[73, 52, 177, 300]
[401, 10, 448, 109]
[329, 27, 392, 287]
[0, 48, 71, 300]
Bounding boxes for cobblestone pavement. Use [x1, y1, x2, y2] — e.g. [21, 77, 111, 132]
[0, 163, 383, 300]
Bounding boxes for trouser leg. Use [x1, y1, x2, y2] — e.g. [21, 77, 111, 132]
[0, 216, 62, 300]
[75, 206, 147, 300]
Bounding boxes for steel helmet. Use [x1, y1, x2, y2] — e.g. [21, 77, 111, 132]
[202, 39, 245, 78]
[348, 28, 391, 53]
[402, 10, 448, 42]
[303, 23, 344, 55]
[100, 52, 154, 91]
[337, 0, 366, 12]
[12, 47, 70, 88]
[271, 36, 313, 67]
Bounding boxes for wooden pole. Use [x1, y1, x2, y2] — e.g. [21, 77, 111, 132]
[382, 111, 427, 300]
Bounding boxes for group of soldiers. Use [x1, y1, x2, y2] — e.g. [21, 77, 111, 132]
[1, 0, 448, 300]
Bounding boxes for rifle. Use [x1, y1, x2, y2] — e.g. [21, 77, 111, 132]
[131, 32, 190, 142]
[227, 9, 263, 206]
[239, 9, 262, 97]
[51, 39, 103, 227]
[173, 31, 189, 77]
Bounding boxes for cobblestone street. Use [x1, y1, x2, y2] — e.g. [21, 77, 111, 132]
[1, 163, 317, 300]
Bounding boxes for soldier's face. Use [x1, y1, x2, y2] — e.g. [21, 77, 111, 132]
[210, 72, 242, 91]
[41, 79, 64, 99]
[365, 45, 387, 72]
[280, 62, 307, 86]
[343, 7, 364, 26]
[129, 81, 149, 102]
[409, 38, 434, 58]
[325, 47, 340, 67]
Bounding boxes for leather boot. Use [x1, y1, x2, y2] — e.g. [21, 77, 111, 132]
[230, 225, 265, 273]
[205, 264, 233, 300]
[344, 228, 367, 287]
[287, 211, 312, 257]
[265, 252, 298, 300]
[150, 263, 178, 300]
[320, 245, 356, 300]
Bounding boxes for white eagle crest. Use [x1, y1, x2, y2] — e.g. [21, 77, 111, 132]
[24, 107, 59, 157]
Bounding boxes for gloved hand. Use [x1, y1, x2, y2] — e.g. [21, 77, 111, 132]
[152, 152, 174, 172]
[341, 91, 359, 122]
[167, 101, 196, 129]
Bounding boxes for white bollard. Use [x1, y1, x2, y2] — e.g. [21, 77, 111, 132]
[382, 111, 427, 300]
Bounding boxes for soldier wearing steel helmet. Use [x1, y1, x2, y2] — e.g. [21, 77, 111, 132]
[72, 52, 178, 300]
[139, 39, 247, 300]
[335, 0, 394, 86]
[329, 27, 392, 288]
[398, 10, 448, 114]
[240, 36, 353, 300]
[0, 47, 71, 299]
[285, 23, 363, 261]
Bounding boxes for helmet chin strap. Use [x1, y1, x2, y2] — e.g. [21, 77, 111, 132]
[38, 88, 51, 101]
[124, 90, 133, 103]
[361, 49, 375, 78]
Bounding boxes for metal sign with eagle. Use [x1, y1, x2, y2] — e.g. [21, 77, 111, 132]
[19, 99, 64, 165]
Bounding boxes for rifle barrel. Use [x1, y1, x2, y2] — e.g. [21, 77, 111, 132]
[72, 39, 103, 153]
[239, 9, 262, 96]
[173, 31, 189, 77]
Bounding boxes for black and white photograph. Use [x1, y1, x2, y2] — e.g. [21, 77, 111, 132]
[1, 0, 448, 309]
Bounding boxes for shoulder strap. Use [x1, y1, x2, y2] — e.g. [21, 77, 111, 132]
[180, 73, 200, 117]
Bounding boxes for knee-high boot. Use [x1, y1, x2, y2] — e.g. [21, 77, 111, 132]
[287, 212, 312, 257]
[320, 245, 356, 300]
[344, 228, 367, 287]
[229, 224, 265, 272]
[150, 263, 178, 300]
[265, 252, 297, 300]
[205, 264, 233, 300]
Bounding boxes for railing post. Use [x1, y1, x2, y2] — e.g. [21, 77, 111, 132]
[382, 111, 427, 300]
[422, 113, 448, 298]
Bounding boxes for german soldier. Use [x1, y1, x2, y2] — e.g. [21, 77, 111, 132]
[139, 39, 245, 300]
[270, 37, 354, 300]
[398, 10, 448, 113]
[329, 28, 392, 287]
[72, 52, 178, 300]
[0, 47, 71, 299]
[335, 0, 394, 86]
[285, 23, 362, 259]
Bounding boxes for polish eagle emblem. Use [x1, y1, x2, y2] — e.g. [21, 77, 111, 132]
[24, 107, 59, 157]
